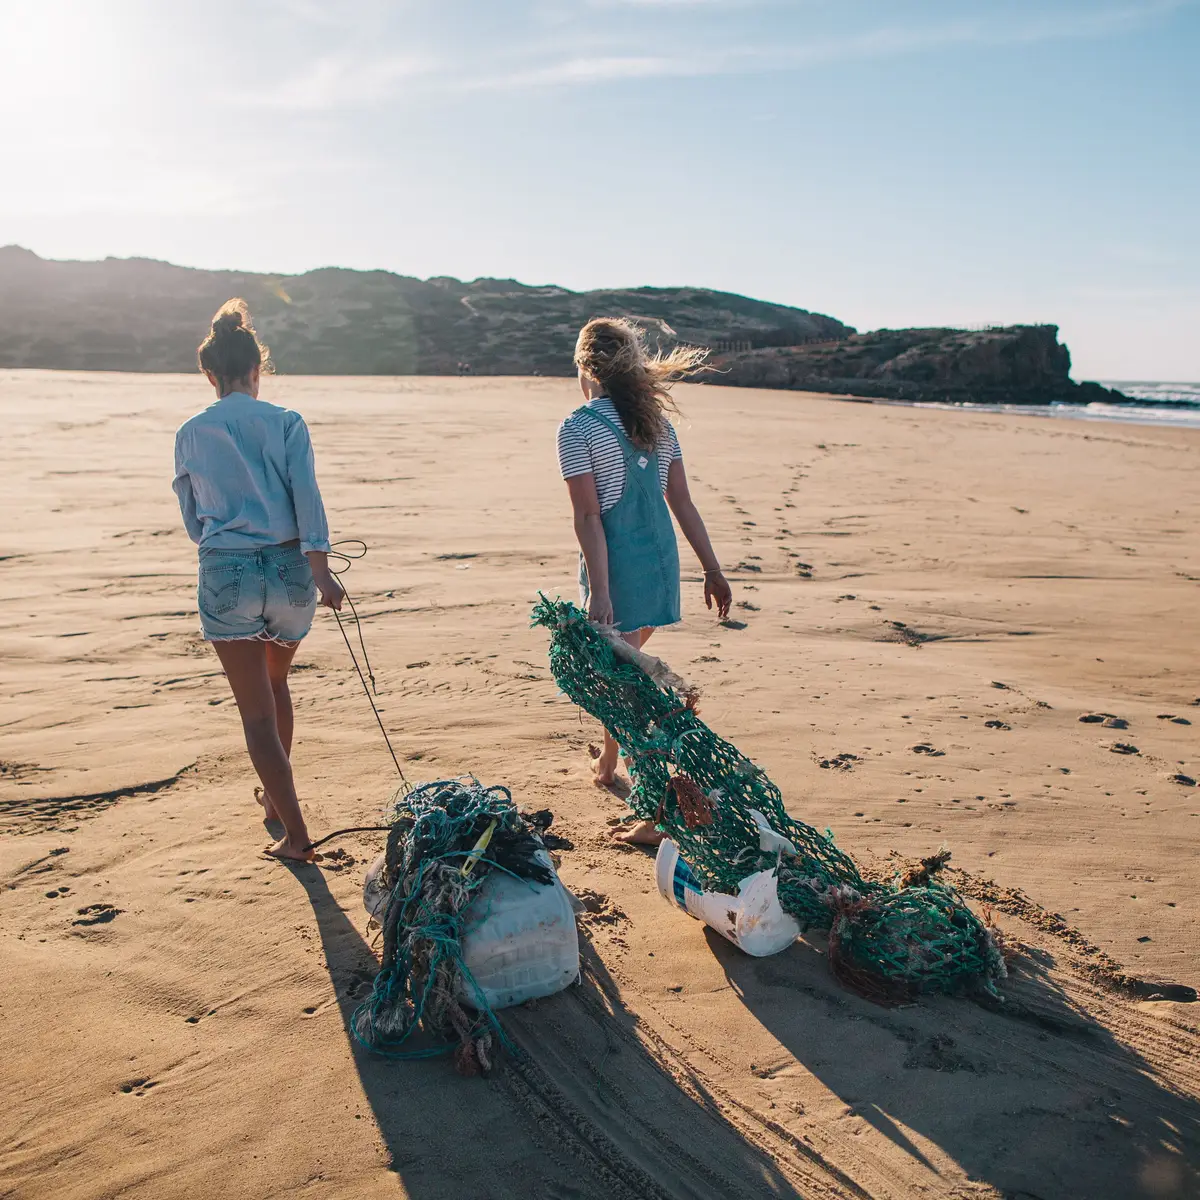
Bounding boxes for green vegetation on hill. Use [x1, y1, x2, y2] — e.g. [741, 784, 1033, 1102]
[0, 247, 1124, 404]
[0, 246, 851, 376]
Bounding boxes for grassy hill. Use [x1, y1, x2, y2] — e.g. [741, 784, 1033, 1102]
[0, 246, 852, 376]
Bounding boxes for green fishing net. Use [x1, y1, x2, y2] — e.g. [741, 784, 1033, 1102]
[533, 595, 1004, 1000]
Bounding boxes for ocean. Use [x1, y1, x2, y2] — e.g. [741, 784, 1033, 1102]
[900, 381, 1200, 428]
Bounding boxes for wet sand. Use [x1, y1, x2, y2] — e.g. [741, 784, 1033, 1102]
[2, 370, 1198, 1199]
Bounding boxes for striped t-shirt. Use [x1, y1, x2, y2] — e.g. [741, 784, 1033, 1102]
[556, 397, 682, 514]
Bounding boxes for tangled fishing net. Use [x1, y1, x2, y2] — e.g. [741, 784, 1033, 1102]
[532, 595, 1005, 1002]
[353, 778, 554, 1072]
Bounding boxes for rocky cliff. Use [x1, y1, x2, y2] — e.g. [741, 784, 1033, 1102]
[708, 325, 1127, 405]
[0, 246, 851, 376]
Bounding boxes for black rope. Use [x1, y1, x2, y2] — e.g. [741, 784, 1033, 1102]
[305, 824, 395, 853]
[326, 540, 409, 786]
[298, 541, 412, 857]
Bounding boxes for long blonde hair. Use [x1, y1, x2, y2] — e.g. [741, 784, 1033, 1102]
[574, 318, 709, 451]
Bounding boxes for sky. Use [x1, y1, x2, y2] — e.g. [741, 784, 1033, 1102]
[1, 0, 1197, 379]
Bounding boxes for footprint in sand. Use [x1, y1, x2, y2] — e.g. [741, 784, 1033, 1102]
[911, 743, 945, 756]
[816, 753, 859, 771]
[984, 720, 1011, 730]
[1, 759, 47, 781]
[1079, 713, 1128, 728]
[883, 621, 932, 647]
[903, 1034, 977, 1074]
[119, 1078, 158, 1096]
[339, 967, 375, 1000]
[573, 889, 627, 925]
[1157, 713, 1192, 725]
[1109, 743, 1140, 755]
[320, 848, 357, 873]
[73, 903, 122, 926]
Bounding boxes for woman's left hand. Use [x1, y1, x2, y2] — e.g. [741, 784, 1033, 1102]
[313, 569, 345, 611]
[704, 570, 732, 620]
[305, 550, 345, 611]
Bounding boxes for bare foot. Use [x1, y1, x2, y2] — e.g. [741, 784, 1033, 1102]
[254, 786, 280, 823]
[611, 820, 665, 847]
[591, 760, 618, 787]
[588, 743, 620, 787]
[592, 765, 631, 799]
[265, 834, 321, 863]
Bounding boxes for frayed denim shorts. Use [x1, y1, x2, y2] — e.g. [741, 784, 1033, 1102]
[197, 541, 317, 644]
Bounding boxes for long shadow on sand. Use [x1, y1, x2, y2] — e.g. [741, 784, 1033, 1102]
[708, 926, 1200, 1199]
[296, 867, 812, 1199]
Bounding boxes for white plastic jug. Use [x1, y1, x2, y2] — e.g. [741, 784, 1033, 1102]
[655, 835, 801, 957]
[363, 849, 580, 1011]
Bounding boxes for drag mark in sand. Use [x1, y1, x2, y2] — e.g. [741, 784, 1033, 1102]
[564, 948, 879, 1199]
[947, 867, 1197, 1003]
[0, 763, 196, 834]
[502, 946, 857, 1200]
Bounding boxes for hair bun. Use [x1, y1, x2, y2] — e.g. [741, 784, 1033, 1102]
[212, 309, 245, 335]
[198, 297, 269, 386]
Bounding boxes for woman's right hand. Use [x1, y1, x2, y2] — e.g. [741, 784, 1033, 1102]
[587, 589, 615, 626]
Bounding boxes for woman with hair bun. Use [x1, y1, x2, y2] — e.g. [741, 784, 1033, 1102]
[173, 299, 343, 861]
[558, 317, 733, 845]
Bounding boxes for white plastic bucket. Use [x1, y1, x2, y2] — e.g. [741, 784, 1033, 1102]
[655, 838, 800, 957]
[363, 849, 580, 1012]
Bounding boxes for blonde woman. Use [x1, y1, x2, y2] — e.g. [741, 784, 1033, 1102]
[173, 301, 343, 862]
[558, 318, 732, 845]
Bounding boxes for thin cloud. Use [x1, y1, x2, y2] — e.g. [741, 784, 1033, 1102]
[239, 0, 1194, 107]
[589, 0, 764, 6]
[261, 0, 398, 25]
[245, 53, 438, 111]
[493, 53, 706, 86]
[468, 0, 1191, 90]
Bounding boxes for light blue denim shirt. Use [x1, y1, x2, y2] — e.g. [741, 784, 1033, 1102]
[172, 392, 331, 554]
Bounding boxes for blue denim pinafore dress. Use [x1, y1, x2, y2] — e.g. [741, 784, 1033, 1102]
[575, 406, 682, 633]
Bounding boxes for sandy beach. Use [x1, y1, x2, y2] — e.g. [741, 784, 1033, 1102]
[2, 370, 1198, 1199]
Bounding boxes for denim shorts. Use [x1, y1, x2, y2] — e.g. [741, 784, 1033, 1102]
[197, 542, 317, 644]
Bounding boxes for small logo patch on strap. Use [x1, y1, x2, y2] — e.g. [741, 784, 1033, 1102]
[637, 455, 649, 469]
